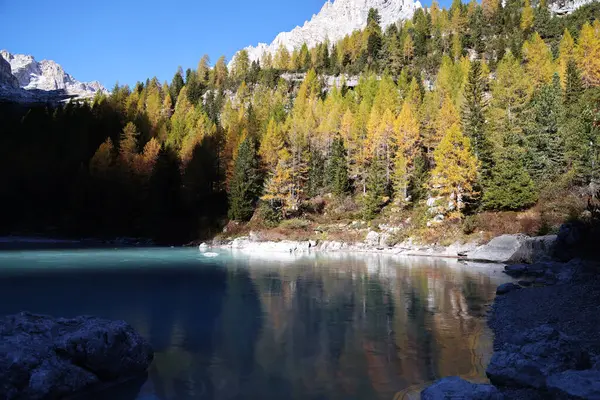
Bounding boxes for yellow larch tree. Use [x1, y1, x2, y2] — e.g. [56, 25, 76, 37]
[576, 21, 600, 88]
[429, 123, 479, 217]
[523, 33, 555, 88]
[558, 29, 576, 87]
[520, 0, 534, 32]
[393, 101, 421, 200]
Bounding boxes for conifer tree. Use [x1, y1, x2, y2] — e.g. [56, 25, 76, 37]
[214, 56, 229, 88]
[525, 74, 564, 184]
[362, 157, 387, 220]
[326, 136, 350, 196]
[558, 29, 575, 87]
[522, 33, 555, 88]
[170, 68, 185, 105]
[462, 61, 494, 184]
[520, 0, 534, 33]
[307, 148, 325, 197]
[228, 136, 261, 221]
[576, 21, 600, 88]
[90, 138, 115, 178]
[484, 147, 538, 210]
[429, 124, 479, 216]
[564, 58, 583, 106]
[197, 55, 211, 85]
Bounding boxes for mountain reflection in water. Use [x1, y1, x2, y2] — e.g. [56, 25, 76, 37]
[0, 248, 512, 400]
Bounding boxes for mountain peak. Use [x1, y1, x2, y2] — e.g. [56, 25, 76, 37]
[0, 50, 107, 99]
[240, 0, 422, 63]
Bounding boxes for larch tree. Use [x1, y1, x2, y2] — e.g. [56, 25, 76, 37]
[213, 56, 229, 89]
[522, 33, 555, 88]
[90, 138, 115, 178]
[429, 124, 479, 217]
[558, 29, 575, 88]
[576, 21, 600, 88]
[520, 0, 534, 33]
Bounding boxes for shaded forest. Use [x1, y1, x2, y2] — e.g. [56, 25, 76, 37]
[2, 0, 600, 244]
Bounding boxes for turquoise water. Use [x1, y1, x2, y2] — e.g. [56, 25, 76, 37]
[0, 248, 511, 400]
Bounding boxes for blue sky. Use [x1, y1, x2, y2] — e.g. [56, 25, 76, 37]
[1, 0, 441, 88]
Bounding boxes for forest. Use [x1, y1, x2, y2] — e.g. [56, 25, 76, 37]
[1, 0, 600, 244]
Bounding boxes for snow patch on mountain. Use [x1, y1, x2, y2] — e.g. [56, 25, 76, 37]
[0, 50, 107, 99]
[240, 0, 422, 63]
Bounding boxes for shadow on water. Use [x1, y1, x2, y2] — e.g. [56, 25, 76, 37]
[0, 249, 512, 400]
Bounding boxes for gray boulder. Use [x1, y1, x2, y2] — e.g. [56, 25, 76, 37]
[496, 283, 521, 295]
[0, 312, 153, 400]
[487, 325, 589, 390]
[547, 370, 600, 399]
[467, 234, 556, 264]
[421, 377, 503, 399]
[365, 231, 381, 247]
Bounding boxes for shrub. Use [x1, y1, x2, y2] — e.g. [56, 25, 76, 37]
[279, 218, 312, 230]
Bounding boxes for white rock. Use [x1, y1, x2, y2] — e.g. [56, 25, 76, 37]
[0, 50, 107, 99]
[237, 0, 422, 64]
[365, 231, 381, 247]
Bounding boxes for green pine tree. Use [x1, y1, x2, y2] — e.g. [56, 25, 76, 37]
[362, 157, 387, 220]
[484, 146, 538, 210]
[564, 58, 583, 106]
[326, 136, 350, 196]
[524, 73, 564, 184]
[228, 137, 261, 221]
[462, 61, 494, 185]
[307, 148, 326, 198]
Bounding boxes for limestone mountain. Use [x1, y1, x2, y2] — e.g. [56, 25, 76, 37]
[240, 0, 422, 62]
[0, 50, 107, 99]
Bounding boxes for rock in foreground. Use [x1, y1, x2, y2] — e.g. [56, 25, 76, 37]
[421, 376, 504, 399]
[0, 312, 153, 400]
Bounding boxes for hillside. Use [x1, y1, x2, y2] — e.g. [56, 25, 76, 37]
[1, 0, 600, 245]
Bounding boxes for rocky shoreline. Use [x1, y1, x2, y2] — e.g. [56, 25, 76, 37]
[209, 231, 557, 264]
[421, 224, 600, 399]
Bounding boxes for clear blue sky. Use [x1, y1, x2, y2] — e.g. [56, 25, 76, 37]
[1, 0, 442, 88]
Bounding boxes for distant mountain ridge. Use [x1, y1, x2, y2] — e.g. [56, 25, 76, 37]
[240, 0, 422, 63]
[0, 50, 107, 101]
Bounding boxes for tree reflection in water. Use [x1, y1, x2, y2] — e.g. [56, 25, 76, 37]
[0, 250, 512, 400]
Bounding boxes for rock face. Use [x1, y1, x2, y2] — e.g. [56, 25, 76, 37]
[421, 377, 504, 400]
[466, 234, 556, 264]
[550, 0, 596, 14]
[0, 312, 153, 400]
[0, 56, 19, 90]
[486, 325, 590, 390]
[240, 0, 422, 63]
[0, 50, 107, 100]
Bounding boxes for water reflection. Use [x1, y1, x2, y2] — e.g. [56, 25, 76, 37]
[0, 249, 510, 400]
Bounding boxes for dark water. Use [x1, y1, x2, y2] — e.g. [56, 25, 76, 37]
[0, 248, 511, 400]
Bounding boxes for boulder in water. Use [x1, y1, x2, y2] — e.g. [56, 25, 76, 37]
[421, 376, 503, 399]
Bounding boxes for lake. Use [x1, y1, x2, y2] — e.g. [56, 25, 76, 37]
[0, 247, 511, 400]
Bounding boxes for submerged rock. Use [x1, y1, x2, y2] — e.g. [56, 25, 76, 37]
[0, 312, 153, 400]
[496, 283, 521, 295]
[546, 370, 600, 399]
[421, 377, 503, 399]
[486, 325, 589, 390]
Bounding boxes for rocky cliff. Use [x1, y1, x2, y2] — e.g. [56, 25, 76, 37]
[241, 0, 422, 63]
[0, 50, 107, 100]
